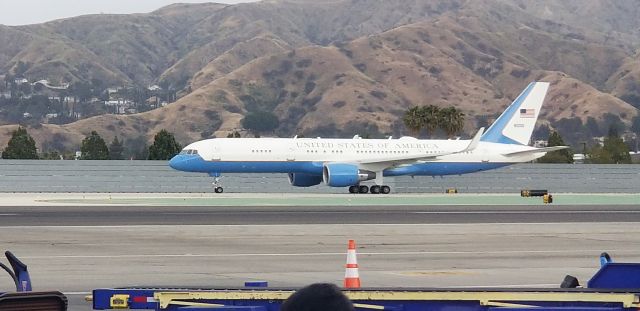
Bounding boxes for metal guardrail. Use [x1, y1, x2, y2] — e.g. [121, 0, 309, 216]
[0, 160, 638, 193]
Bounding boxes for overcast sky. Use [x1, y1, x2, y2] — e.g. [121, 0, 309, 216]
[0, 0, 257, 26]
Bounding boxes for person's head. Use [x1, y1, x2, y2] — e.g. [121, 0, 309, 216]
[280, 283, 354, 311]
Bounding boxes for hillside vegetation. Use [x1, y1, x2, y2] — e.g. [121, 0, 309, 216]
[0, 0, 639, 152]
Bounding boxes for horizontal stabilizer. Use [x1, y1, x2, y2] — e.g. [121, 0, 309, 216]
[502, 146, 569, 157]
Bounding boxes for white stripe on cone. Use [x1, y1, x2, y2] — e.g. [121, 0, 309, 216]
[345, 267, 359, 278]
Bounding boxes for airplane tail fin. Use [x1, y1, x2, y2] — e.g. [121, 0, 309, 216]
[481, 82, 550, 145]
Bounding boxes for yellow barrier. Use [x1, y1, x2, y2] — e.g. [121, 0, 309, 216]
[110, 294, 129, 309]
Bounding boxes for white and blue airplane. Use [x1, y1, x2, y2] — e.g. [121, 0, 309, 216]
[169, 82, 566, 194]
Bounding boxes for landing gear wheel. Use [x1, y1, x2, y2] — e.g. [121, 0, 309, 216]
[381, 185, 391, 194]
[370, 185, 381, 194]
[211, 175, 223, 193]
[358, 185, 369, 194]
[348, 185, 359, 194]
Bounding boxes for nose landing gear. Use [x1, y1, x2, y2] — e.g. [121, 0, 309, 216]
[212, 176, 224, 193]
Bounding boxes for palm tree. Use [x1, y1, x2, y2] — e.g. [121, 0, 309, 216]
[439, 106, 465, 138]
[403, 106, 423, 136]
[420, 105, 440, 138]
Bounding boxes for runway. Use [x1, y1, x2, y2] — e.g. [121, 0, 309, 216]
[0, 195, 639, 311]
[1, 204, 640, 226]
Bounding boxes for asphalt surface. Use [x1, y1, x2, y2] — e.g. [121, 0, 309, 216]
[1, 204, 640, 226]
[2, 202, 640, 311]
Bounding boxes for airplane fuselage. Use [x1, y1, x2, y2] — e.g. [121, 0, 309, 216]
[170, 137, 541, 177]
[169, 81, 560, 194]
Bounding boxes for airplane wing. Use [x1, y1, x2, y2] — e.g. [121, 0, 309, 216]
[502, 146, 569, 157]
[357, 128, 485, 168]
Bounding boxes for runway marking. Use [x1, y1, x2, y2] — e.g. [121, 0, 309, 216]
[158, 210, 640, 216]
[17, 249, 633, 259]
[0, 214, 18, 216]
[413, 211, 640, 214]
[1, 222, 640, 229]
[444, 283, 558, 288]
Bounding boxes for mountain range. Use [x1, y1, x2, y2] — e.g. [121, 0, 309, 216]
[0, 0, 639, 152]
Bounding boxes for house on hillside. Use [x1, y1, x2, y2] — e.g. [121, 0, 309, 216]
[32, 79, 49, 85]
[533, 140, 547, 148]
[32, 80, 70, 90]
[14, 78, 28, 85]
[104, 99, 134, 114]
[44, 113, 59, 123]
[572, 154, 586, 164]
[146, 96, 160, 108]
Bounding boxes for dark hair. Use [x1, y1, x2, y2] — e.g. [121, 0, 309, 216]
[280, 283, 354, 311]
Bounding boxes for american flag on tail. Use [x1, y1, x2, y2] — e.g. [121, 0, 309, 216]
[520, 108, 535, 118]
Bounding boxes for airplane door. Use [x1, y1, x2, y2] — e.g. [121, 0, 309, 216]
[481, 150, 489, 163]
[212, 145, 221, 161]
[287, 146, 296, 161]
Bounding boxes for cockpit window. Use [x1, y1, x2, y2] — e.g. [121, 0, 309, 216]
[180, 149, 199, 155]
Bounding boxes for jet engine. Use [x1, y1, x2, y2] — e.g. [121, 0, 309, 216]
[322, 163, 376, 187]
[288, 173, 323, 187]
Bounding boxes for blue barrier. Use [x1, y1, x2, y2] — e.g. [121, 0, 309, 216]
[91, 253, 640, 311]
[91, 287, 640, 311]
[1, 250, 66, 310]
[588, 252, 640, 289]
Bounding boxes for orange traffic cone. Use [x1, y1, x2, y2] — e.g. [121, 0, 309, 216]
[344, 239, 361, 288]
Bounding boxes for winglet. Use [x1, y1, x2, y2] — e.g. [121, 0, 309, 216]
[461, 127, 484, 153]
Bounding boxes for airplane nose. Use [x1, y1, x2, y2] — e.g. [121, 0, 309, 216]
[169, 155, 188, 171]
[169, 154, 204, 172]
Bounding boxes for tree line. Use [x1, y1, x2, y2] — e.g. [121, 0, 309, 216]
[538, 127, 632, 164]
[1, 109, 634, 164]
[402, 105, 465, 138]
[400, 104, 633, 164]
[1, 127, 182, 160]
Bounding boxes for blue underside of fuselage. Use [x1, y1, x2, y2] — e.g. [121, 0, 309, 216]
[169, 155, 511, 178]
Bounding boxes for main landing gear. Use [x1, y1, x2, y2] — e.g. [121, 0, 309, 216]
[348, 185, 391, 194]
